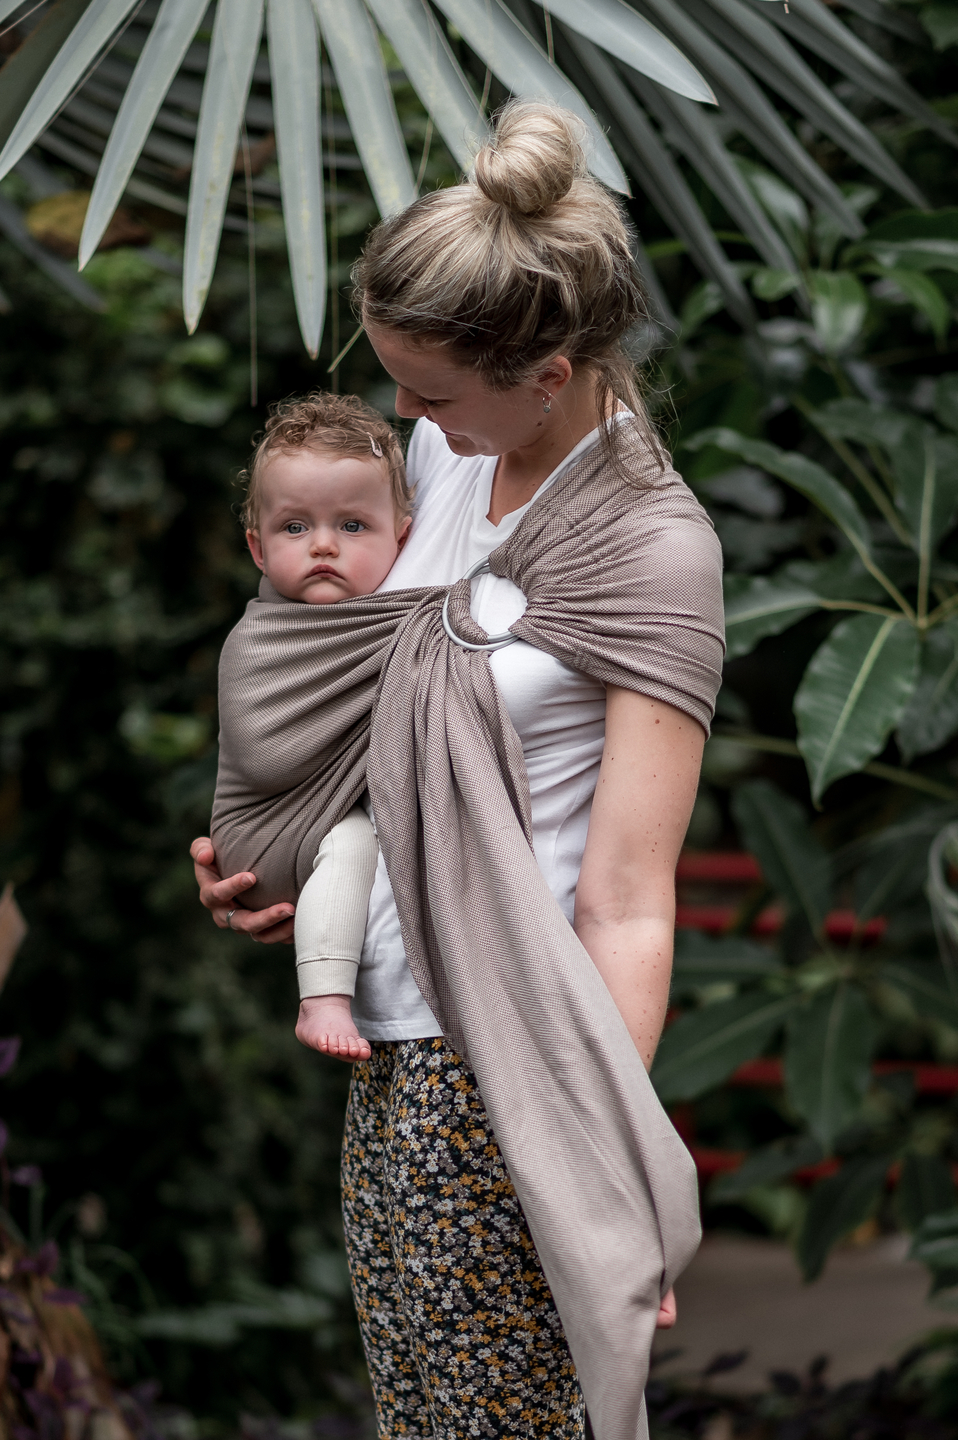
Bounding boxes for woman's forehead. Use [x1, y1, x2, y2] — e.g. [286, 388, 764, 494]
[366, 326, 472, 393]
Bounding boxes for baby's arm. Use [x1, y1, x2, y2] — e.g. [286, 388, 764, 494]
[294, 806, 379, 1062]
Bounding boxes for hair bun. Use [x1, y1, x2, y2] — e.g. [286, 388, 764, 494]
[473, 101, 587, 217]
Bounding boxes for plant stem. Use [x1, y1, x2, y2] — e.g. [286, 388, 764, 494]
[819, 600, 901, 619]
[713, 729, 958, 801]
[927, 592, 958, 627]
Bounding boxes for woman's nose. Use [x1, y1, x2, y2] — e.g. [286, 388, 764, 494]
[394, 386, 427, 420]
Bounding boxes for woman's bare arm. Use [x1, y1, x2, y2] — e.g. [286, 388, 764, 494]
[190, 837, 296, 943]
[573, 688, 705, 1070]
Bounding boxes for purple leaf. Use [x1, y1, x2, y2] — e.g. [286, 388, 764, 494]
[11, 1166, 41, 1187]
[44, 1290, 85, 1308]
[0, 1039, 21, 1077]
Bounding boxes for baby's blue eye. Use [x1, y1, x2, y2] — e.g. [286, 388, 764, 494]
[342, 520, 364, 534]
[285, 522, 307, 535]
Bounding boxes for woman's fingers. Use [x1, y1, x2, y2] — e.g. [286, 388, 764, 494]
[228, 904, 295, 943]
[189, 836, 293, 938]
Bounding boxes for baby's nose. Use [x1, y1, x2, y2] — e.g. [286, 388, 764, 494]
[311, 528, 339, 554]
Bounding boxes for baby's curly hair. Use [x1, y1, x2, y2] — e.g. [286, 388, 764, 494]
[240, 391, 410, 530]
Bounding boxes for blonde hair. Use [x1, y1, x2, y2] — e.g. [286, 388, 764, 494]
[240, 391, 410, 530]
[353, 100, 658, 468]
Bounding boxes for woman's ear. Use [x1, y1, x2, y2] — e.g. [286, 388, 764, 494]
[396, 515, 412, 552]
[246, 529, 266, 572]
[537, 355, 574, 395]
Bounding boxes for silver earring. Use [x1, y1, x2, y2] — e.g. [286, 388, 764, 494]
[542, 393, 553, 414]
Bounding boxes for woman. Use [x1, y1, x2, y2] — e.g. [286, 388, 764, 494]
[192, 103, 724, 1440]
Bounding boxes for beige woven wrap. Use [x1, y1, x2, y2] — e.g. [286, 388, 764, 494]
[212, 427, 724, 1440]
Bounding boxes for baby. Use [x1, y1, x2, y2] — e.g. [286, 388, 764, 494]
[236, 392, 412, 1062]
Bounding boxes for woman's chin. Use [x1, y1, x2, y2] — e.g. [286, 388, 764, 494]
[441, 432, 488, 458]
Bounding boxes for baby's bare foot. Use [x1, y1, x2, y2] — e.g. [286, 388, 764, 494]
[296, 995, 371, 1062]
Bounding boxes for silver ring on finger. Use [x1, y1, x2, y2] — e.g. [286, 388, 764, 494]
[226, 909, 237, 930]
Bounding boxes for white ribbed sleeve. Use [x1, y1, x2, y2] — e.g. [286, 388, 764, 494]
[294, 806, 380, 998]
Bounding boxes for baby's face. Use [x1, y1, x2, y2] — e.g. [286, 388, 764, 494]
[247, 447, 410, 604]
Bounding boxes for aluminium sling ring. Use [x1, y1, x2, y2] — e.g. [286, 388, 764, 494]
[441, 557, 520, 651]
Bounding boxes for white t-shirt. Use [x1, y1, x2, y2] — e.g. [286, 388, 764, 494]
[352, 419, 609, 1041]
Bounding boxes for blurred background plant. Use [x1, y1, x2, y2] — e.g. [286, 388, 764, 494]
[1, 0, 958, 1434]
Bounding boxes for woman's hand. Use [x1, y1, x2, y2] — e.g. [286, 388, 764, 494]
[656, 1288, 677, 1329]
[190, 837, 296, 943]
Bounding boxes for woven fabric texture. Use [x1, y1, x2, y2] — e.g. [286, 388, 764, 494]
[212, 425, 724, 1440]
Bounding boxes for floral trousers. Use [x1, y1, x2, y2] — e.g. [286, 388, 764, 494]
[341, 1038, 586, 1440]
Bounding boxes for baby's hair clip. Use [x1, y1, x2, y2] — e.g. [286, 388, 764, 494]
[369, 436, 384, 458]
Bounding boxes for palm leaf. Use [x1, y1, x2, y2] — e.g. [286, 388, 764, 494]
[434, 0, 628, 193]
[538, 0, 714, 102]
[624, 70, 797, 274]
[0, 0, 945, 348]
[78, 0, 207, 269]
[268, 0, 325, 357]
[568, 34, 753, 324]
[365, 0, 488, 174]
[313, 0, 415, 218]
[0, 0, 139, 178]
[684, 0, 925, 204]
[751, 0, 956, 149]
[183, 0, 264, 333]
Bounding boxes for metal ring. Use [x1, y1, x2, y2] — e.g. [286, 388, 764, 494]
[441, 558, 519, 652]
[226, 909, 237, 930]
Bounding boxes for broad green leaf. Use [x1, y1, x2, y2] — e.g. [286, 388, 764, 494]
[434, 0, 628, 194]
[782, 552, 887, 604]
[935, 374, 958, 434]
[855, 843, 931, 923]
[909, 1207, 958, 1270]
[877, 961, 958, 1030]
[689, 428, 873, 561]
[183, 0, 265, 333]
[897, 1154, 957, 1231]
[920, 5, 958, 51]
[538, 0, 715, 102]
[651, 992, 796, 1103]
[810, 397, 912, 451]
[858, 208, 958, 275]
[751, 267, 801, 301]
[795, 613, 920, 803]
[784, 983, 878, 1151]
[797, 1155, 891, 1279]
[313, 0, 415, 219]
[877, 267, 952, 342]
[723, 572, 821, 661]
[268, 0, 325, 358]
[0, 0, 140, 181]
[672, 931, 784, 991]
[731, 778, 830, 933]
[78, 0, 208, 269]
[890, 432, 958, 555]
[896, 620, 958, 763]
[808, 270, 868, 354]
[709, 1134, 823, 1204]
[365, 0, 487, 173]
